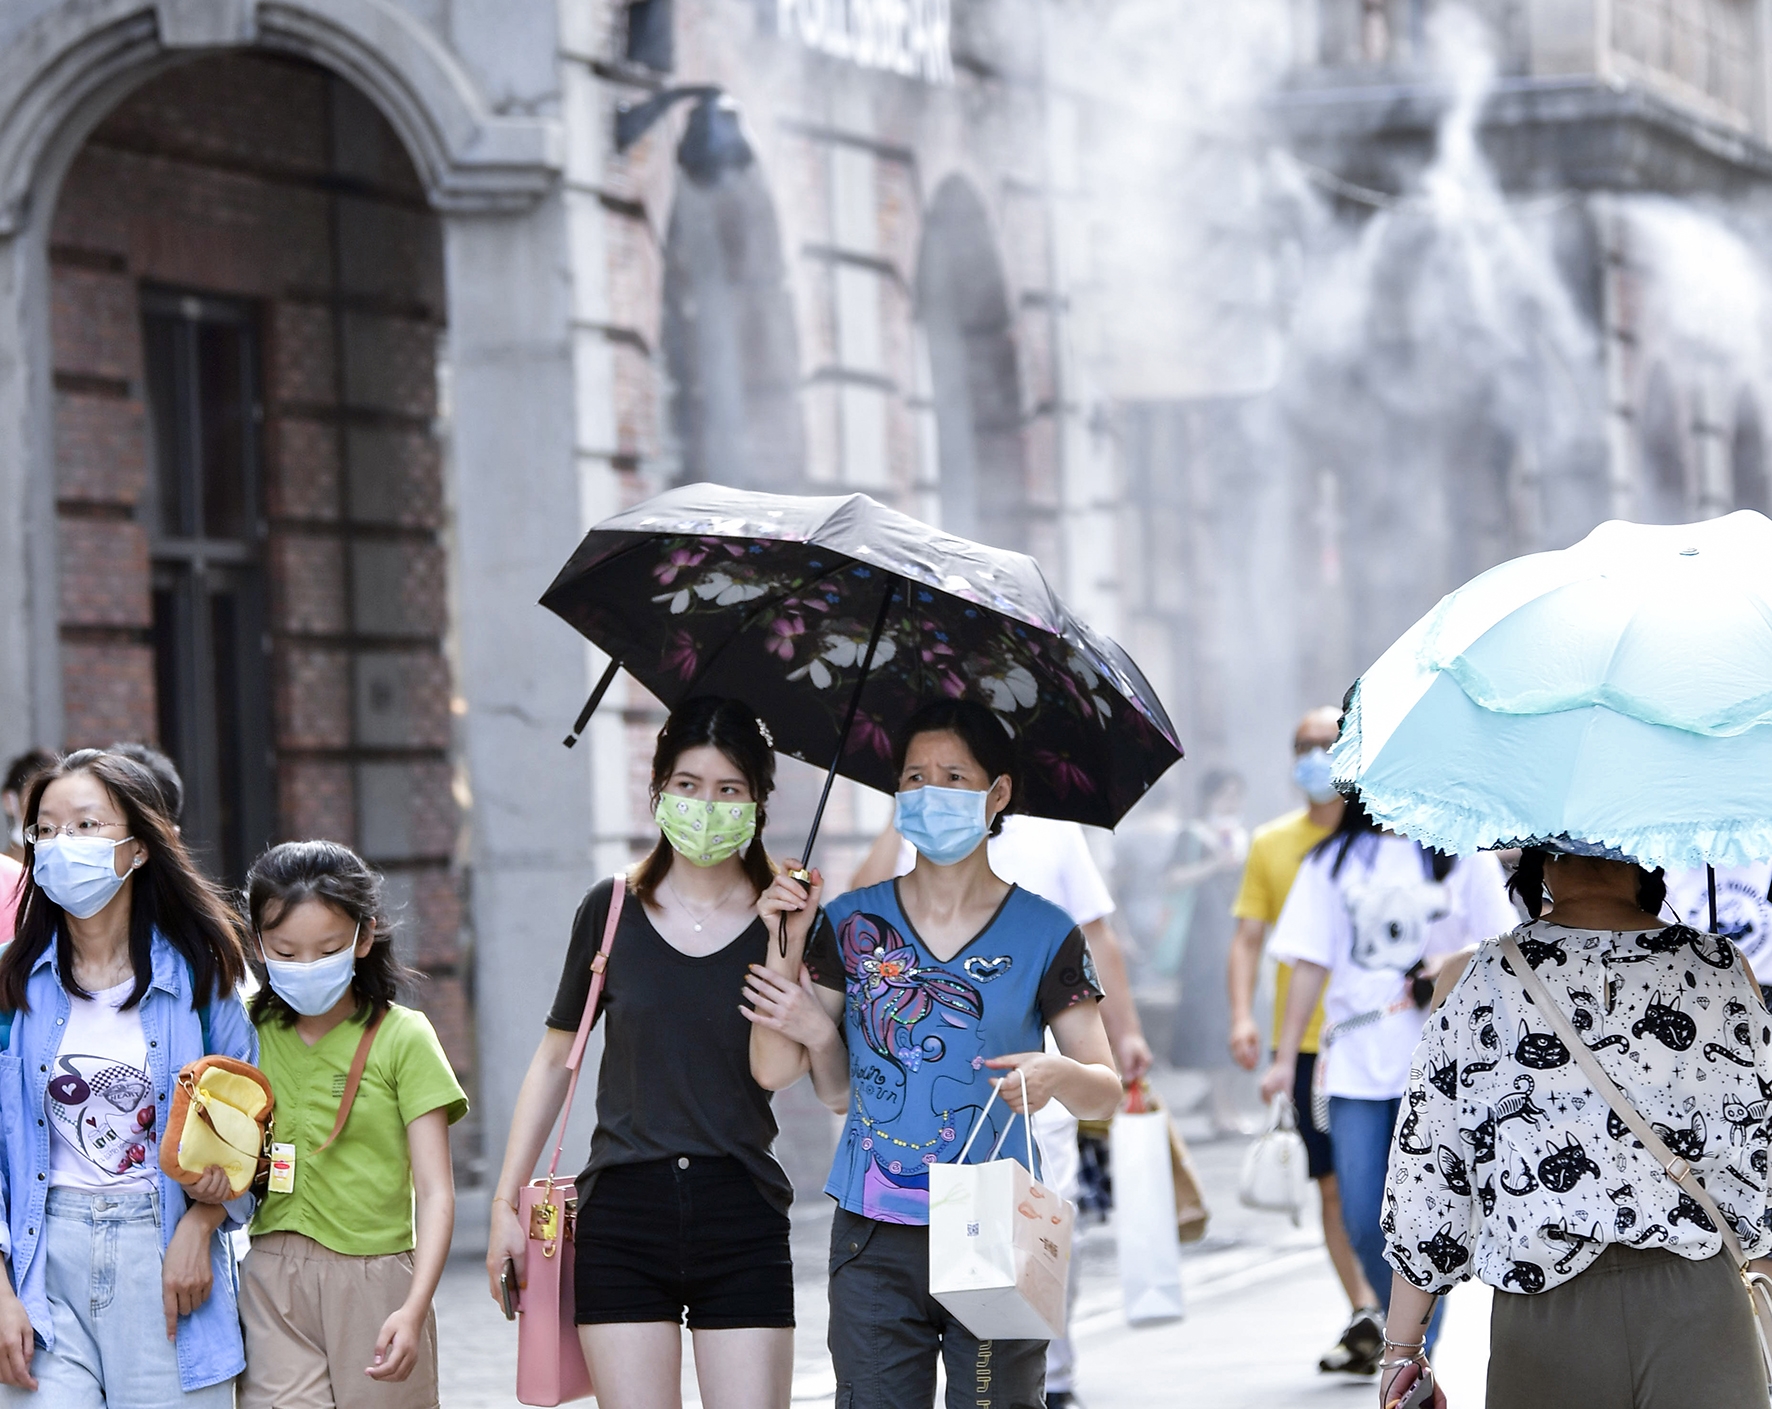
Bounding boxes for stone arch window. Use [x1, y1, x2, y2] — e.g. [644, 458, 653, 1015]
[1731, 390, 1769, 513]
[916, 177, 1028, 552]
[47, 48, 467, 1048]
[662, 161, 806, 490]
[1639, 363, 1689, 523]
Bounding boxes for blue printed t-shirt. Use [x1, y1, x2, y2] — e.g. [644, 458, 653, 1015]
[804, 879, 1103, 1226]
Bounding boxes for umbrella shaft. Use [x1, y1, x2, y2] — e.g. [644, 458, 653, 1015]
[787, 575, 900, 932]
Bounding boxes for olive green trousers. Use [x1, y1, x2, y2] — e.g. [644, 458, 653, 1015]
[1487, 1243, 1768, 1409]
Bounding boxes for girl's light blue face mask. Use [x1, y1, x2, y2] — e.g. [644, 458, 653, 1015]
[894, 784, 998, 866]
[1292, 747, 1339, 805]
[260, 924, 360, 1016]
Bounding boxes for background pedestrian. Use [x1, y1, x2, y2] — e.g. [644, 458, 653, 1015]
[0, 749, 253, 1403]
[240, 839, 466, 1409]
[755, 697, 1122, 1409]
[1226, 706, 1383, 1374]
[2, 750, 54, 866]
[488, 695, 825, 1409]
[1163, 768, 1250, 1133]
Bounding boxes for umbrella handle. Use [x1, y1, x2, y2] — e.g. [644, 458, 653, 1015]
[780, 573, 901, 956]
[562, 657, 622, 749]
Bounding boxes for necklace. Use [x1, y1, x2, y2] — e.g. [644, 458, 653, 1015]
[666, 872, 743, 933]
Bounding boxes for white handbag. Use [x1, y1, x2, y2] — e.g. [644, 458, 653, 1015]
[1238, 1095, 1311, 1226]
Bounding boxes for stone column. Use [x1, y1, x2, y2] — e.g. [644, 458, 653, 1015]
[444, 193, 596, 1161]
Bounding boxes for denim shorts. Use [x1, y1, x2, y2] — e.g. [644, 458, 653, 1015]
[0, 1187, 235, 1409]
[573, 1156, 793, 1329]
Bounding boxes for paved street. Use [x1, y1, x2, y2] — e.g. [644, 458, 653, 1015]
[435, 1093, 1496, 1407]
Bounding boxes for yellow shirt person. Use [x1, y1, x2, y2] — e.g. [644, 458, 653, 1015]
[1233, 808, 1332, 1052]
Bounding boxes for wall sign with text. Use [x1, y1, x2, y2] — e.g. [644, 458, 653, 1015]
[772, 0, 954, 84]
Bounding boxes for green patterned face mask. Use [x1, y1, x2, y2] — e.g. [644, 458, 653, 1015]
[654, 796, 759, 867]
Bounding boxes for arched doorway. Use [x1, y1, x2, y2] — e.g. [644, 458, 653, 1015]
[661, 163, 805, 489]
[916, 178, 1028, 551]
[47, 50, 461, 988]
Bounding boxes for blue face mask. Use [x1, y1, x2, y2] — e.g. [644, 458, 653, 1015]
[33, 835, 136, 920]
[895, 785, 994, 866]
[260, 925, 360, 1017]
[1292, 747, 1339, 805]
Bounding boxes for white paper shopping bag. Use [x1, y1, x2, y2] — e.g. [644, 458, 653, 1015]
[1110, 1106, 1185, 1324]
[928, 1071, 1074, 1340]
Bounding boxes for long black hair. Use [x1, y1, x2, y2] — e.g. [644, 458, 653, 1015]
[1507, 847, 1668, 921]
[245, 839, 412, 1025]
[0, 750, 249, 1012]
[1310, 794, 1456, 881]
[634, 696, 777, 908]
[892, 698, 1021, 838]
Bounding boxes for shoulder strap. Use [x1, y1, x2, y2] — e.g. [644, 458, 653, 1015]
[546, 873, 626, 1181]
[312, 1007, 388, 1156]
[1500, 932, 1750, 1269]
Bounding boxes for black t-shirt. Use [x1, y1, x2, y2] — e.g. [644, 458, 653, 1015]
[546, 877, 842, 1213]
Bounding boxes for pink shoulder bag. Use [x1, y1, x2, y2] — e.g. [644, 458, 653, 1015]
[516, 873, 625, 1407]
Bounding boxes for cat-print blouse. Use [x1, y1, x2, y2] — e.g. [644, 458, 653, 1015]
[1382, 921, 1772, 1297]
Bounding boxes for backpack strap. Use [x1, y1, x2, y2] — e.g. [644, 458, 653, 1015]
[312, 1008, 388, 1156]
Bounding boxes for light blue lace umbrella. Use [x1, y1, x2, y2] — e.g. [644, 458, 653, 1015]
[1332, 511, 1772, 871]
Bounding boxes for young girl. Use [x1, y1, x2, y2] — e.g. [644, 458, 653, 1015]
[239, 840, 467, 1409]
[750, 698, 1123, 1409]
[488, 695, 831, 1409]
[0, 749, 254, 1404]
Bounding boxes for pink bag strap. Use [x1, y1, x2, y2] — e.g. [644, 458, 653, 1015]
[546, 873, 626, 1182]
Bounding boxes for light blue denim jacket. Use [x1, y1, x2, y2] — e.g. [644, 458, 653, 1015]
[0, 930, 257, 1391]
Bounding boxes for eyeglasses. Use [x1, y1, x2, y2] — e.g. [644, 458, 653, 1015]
[23, 819, 128, 844]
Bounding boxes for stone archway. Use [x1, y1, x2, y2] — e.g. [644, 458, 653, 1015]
[662, 162, 806, 490]
[916, 176, 1028, 552]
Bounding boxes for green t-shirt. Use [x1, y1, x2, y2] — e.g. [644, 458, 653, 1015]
[250, 1003, 468, 1256]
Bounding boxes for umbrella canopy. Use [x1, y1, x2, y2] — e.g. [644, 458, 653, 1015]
[541, 483, 1181, 829]
[1333, 511, 1772, 870]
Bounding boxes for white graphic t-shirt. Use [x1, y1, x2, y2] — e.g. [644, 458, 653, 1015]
[1669, 865, 1772, 973]
[46, 978, 158, 1190]
[1269, 833, 1518, 1100]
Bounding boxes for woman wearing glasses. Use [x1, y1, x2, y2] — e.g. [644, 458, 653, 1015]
[0, 750, 256, 1404]
[487, 697, 837, 1409]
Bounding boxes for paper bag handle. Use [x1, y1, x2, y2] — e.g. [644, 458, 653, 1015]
[954, 1068, 1037, 1176]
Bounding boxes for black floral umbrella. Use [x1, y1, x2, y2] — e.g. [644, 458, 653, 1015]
[541, 483, 1182, 871]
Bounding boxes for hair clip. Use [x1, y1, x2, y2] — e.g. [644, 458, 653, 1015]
[755, 718, 775, 748]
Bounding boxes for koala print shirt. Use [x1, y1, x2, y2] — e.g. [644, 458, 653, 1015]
[1269, 834, 1516, 1100]
[1382, 921, 1772, 1298]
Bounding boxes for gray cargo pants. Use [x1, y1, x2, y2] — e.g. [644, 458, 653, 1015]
[827, 1207, 1047, 1409]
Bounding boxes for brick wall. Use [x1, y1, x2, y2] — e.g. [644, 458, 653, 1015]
[49, 55, 475, 1120]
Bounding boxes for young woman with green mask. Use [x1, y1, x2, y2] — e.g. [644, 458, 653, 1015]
[487, 696, 840, 1409]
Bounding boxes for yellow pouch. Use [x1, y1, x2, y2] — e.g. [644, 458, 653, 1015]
[159, 1056, 275, 1196]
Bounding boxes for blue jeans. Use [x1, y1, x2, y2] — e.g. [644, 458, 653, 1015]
[1, 1188, 235, 1409]
[1327, 1096, 1446, 1351]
